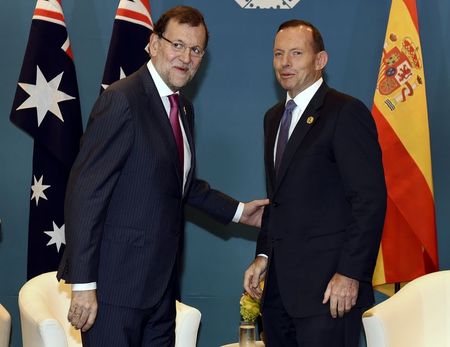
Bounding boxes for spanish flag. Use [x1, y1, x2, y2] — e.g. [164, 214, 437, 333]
[371, 0, 439, 296]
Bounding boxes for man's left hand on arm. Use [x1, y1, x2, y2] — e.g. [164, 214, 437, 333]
[322, 273, 359, 318]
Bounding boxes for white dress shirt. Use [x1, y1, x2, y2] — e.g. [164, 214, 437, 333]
[273, 77, 323, 163]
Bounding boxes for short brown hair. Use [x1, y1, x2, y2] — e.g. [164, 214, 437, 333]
[277, 19, 325, 53]
[153, 6, 209, 49]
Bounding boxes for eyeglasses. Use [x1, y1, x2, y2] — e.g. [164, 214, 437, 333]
[159, 34, 205, 58]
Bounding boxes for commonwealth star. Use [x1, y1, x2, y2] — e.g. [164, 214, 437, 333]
[44, 222, 66, 252]
[31, 175, 51, 206]
[17, 65, 75, 126]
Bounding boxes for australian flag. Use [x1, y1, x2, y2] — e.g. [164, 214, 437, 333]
[101, 0, 153, 91]
[10, 0, 83, 279]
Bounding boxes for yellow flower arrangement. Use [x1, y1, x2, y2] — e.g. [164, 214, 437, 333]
[240, 282, 264, 323]
[240, 292, 260, 322]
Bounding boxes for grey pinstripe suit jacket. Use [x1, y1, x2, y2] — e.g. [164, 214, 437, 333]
[57, 64, 238, 309]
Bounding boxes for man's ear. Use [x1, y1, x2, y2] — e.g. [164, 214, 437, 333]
[149, 33, 159, 58]
[316, 51, 328, 71]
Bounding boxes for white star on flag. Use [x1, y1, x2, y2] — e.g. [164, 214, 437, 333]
[102, 66, 127, 90]
[31, 175, 51, 206]
[17, 65, 75, 126]
[44, 222, 66, 252]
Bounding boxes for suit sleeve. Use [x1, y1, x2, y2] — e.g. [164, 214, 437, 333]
[58, 89, 134, 283]
[186, 179, 239, 224]
[333, 98, 387, 282]
[256, 202, 270, 256]
[256, 111, 272, 256]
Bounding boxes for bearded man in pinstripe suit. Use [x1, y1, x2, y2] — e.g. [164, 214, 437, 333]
[57, 6, 268, 347]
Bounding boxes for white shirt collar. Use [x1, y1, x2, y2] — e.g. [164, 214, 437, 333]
[147, 60, 177, 98]
[287, 77, 323, 110]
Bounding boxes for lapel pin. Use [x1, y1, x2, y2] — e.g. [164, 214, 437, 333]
[183, 106, 187, 114]
[306, 116, 314, 124]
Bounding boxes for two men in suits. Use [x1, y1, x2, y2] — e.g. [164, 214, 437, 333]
[244, 20, 387, 346]
[57, 6, 267, 347]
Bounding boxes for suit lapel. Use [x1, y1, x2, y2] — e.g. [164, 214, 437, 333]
[274, 83, 330, 192]
[179, 97, 195, 192]
[266, 103, 284, 194]
[139, 66, 183, 185]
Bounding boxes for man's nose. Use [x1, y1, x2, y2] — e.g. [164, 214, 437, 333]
[179, 47, 192, 63]
[281, 55, 291, 67]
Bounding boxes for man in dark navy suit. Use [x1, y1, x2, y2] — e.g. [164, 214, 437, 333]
[244, 20, 387, 347]
[57, 6, 268, 347]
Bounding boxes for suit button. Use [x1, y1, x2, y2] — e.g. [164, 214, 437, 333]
[272, 201, 279, 207]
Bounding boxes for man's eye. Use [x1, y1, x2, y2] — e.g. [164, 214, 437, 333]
[293, 51, 302, 55]
[173, 42, 184, 50]
[192, 47, 202, 55]
[274, 52, 282, 57]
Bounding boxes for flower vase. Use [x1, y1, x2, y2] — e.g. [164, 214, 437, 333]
[239, 321, 256, 347]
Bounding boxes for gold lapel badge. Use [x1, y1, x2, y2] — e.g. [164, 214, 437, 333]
[306, 116, 314, 124]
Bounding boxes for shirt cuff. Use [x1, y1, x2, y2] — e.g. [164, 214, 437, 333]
[72, 282, 97, 291]
[232, 202, 245, 223]
[257, 254, 268, 258]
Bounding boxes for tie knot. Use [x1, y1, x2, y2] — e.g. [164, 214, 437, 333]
[168, 94, 179, 108]
[285, 99, 297, 112]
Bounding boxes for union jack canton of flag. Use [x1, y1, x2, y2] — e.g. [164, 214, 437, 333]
[101, 0, 154, 91]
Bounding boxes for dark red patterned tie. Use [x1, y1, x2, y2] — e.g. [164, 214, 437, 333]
[168, 94, 184, 172]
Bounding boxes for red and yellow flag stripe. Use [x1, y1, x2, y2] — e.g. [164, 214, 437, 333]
[372, 0, 438, 296]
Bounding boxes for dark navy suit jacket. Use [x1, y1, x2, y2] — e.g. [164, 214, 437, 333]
[58, 64, 238, 309]
[257, 82, 387, 318]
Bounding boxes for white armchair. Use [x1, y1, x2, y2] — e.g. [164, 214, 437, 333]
[18, 271, 201, 347]
[175, 300, 201, 347]
[362, 270, 450, 347]
[0, 303, 11, 347]
[19, 271, 82, 347]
